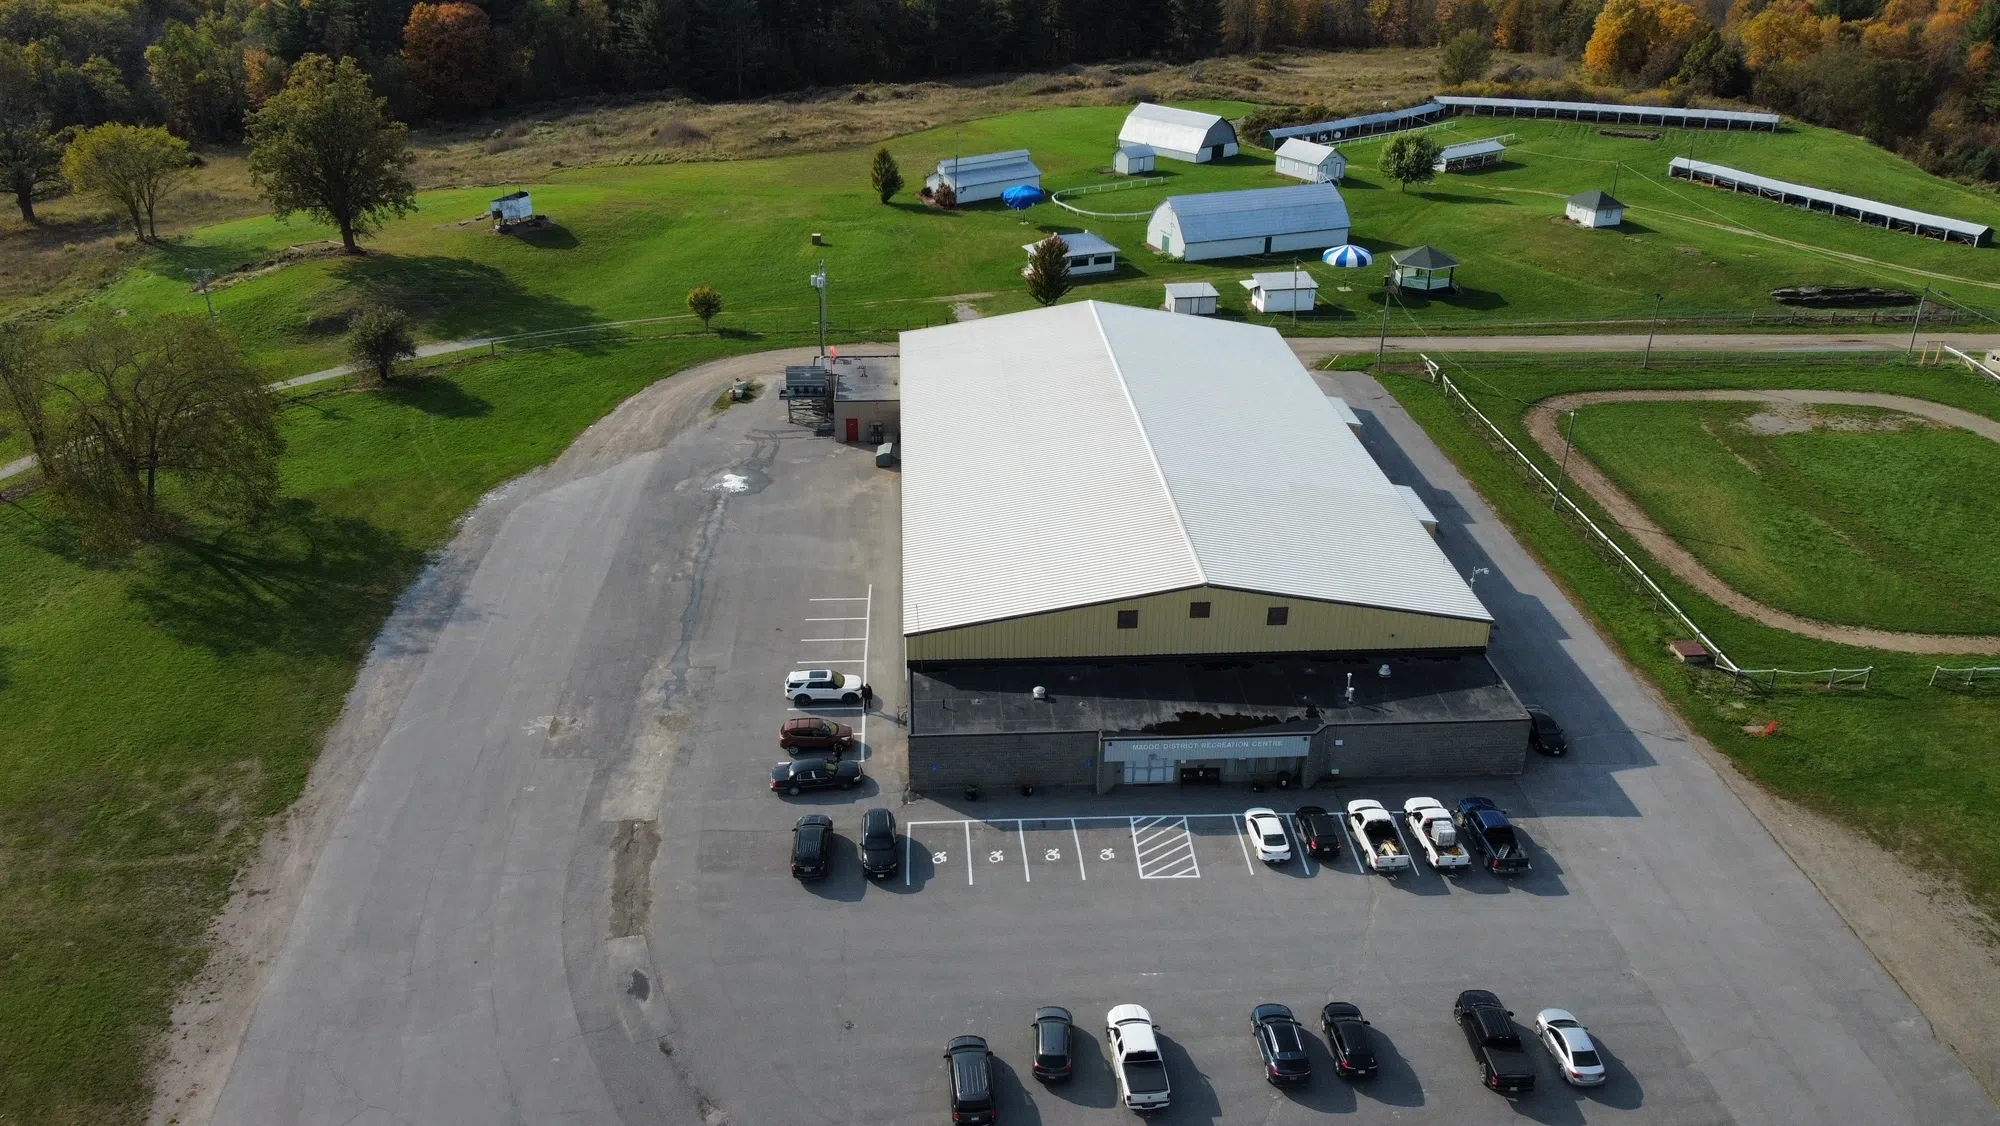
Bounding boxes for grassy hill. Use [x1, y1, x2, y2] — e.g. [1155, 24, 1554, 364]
[74, 103, 2000, 387]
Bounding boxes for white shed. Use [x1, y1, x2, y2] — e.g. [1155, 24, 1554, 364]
[1114, 144, 1156, 175]
[925, 150, 1042, 204]
[1240, 270, 1318, 314]
[1565, 190, 1625, 228]
[1023, 230, 1120, 278]
[1147, 182, 1350, 263]
[1163, 281, 1220, 315]
[1119, 103, 1240, 164]
[490, 190, 533, 223]
[1273, 138, 1345, 184]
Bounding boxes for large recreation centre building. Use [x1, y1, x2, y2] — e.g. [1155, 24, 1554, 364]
[897, 302, 1528, 794]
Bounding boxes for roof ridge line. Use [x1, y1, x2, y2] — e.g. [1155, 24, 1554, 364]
[1088, 301, 1207, 589]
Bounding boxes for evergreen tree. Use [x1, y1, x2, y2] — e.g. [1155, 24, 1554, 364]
[1170, 0, 1223, 57]
[870, 146, 903, 203]
[1024, 233, 1072, 307]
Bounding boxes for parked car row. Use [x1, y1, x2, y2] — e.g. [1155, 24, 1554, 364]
[944, 992, 1604, 1120]
[1264, 796, 1532, 877]
[789, 807, 900, 880]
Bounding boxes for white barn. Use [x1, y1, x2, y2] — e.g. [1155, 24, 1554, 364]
[1119, 103, 1240, 164]
[1240, 271, 1318, 313]
[1566, 190, 1624, 228]
[926, 150, 1042, 204]
[1147, 182, 1350, 262]
[1273, 139, 1345, 184]
[1114, 144, 1156, 175]
[1162, 281, 1219, 315]
[1024, 231, 1119, 277]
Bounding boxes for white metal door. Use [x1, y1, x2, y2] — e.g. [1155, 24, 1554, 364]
[1123, 755, 1174, 784]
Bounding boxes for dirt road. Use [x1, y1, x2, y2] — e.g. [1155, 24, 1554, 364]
[1522, 389, 2000, 655]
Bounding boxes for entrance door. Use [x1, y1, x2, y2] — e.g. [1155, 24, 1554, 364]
[845, 417, 859, 442]
[1123, 755, 1174, 784]
[1209, 144, 1224, 161]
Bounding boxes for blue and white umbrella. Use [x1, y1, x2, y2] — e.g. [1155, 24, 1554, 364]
[1322, 244, 1373, 268]
[1002, 184, 1045, 210]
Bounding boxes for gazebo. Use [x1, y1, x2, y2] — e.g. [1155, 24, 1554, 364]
[1390, 245, 1459, 293]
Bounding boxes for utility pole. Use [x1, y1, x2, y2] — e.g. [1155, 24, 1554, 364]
[1643, 292, 1663, 371]
[809, 260, 828, 357]
[1609, 163, 1621, 198]
[1376, 278, 1394, 371]
[1551, 410, 1578, 510]
[185, 268, 215, 319]
[1907, 285, 1930, 358]
[1292, 257, 1301, 326]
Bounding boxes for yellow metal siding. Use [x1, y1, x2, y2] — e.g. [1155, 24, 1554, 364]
[906, 585, 1489, 662]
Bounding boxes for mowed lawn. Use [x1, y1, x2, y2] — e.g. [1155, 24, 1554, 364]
[74, 104, 2000, 385]
[1377, 357, 2000, 937]
[0, 336, 746, 1124]
[1573, 400, 2000, 635]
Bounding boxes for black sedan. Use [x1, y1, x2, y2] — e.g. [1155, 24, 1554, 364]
[1030, 1006, 1074, 1081]
[1250, 1003, 1312, 1086]
[769, 757, 863, 795]
[1294, 806, 1343, 857]
[1526, 706, 1569, 755]
[1320, 1002, 1378, 1079]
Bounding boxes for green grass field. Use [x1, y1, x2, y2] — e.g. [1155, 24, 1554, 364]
[0, 336, 749, 1124]
[74, 104, 2000, 389]
[1573, 400, 2000, 635]
[1378, 356, 2000, 940]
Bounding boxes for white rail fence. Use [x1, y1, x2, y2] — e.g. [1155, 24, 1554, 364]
[1049, 176, 1165, 220]
[1930, 665, 2000, 688]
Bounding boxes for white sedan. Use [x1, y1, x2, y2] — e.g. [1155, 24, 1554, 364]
[1534, 1008, 1607, 1086]
[1243, 807, 1291, 863]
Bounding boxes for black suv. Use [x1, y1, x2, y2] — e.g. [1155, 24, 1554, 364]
[944, 1035, 997, 1125]
[860, 807, 899, 878]
[1294, 806, 1343, 857]
[1031, 1006, 1073, 1081]
[769, 757, 862, 796]
[791, 814, 832, 880]
[1250, 1003, 1312, 1086]
[1319, 1002, 1378, 1079]
[1526, 706, 1569, 755]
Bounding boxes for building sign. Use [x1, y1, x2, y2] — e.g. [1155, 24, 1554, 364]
[1103, 735, 1311, 762]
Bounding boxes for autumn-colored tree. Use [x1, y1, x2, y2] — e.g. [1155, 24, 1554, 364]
[686, 285, 723, 329]
[244, 48, 289, 109]
[1494, 0, 1531, 49]
[62, 124, 190, 239]
[1584, 0, 1707, 81]
[1435, 0, 1492, 38]
[402, 2, 500, 115]
[1740, 0, 1836, 67]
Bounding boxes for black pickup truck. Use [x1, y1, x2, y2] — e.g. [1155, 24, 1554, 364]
[1454, 990, 1536, 1094]
[1455, 796, 1531, 875]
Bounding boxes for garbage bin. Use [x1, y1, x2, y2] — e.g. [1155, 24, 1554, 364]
[875, 441, 896, 468]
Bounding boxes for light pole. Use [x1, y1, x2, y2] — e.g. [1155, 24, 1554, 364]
[1469, 566, 1491, 589]
[1551, 410, 1577, 510]
[1642, 292, 1662, 371]
[1907, 284, 1931, 358]
[809, 260, 828, 357]
[185, 268, 215, 319]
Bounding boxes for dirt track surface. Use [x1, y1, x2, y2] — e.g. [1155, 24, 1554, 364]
[1523, 389, 2000, 656]
[145, 346, 837, 1126]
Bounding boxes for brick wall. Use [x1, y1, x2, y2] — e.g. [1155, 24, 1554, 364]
[908, 731, 1099, 793]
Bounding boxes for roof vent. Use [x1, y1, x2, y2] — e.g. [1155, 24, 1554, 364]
[1378, 663, 1392, 678]
[1032, 686, 1048, 701]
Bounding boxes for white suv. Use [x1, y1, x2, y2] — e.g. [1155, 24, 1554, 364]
[783, 669, 861, 707]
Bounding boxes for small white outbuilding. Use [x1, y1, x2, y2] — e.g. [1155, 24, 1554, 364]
[490, 190, 533, 224]
[926, 150, 1042, 204]
[1565, 190, 1625, 228]
[1273, 138, 1346, 184]
[1162, 281, 1220, 315]
[1240, 270, 1319, 314]
[1119, 103, 1240, 164]
[1435, 139, 1505, 173]
[1114, 144, 1156, 175]
[1023, 231, 1120, 277]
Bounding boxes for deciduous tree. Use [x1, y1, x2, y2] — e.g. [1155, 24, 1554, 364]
[1023, 233, 1072, 306]
[1379, 132, 1441, 191]
[246, 55, 415, 254]
[348, 305, 415, 383]
[401, 2, 500, 115]
[686, 285, 723, 329]
[61, 123, 189, 239]
[870, 146, 904, 203]
[0, 107, 61, 222]
[1439, 28, 1495, 83]
[144, 16, 248, 142]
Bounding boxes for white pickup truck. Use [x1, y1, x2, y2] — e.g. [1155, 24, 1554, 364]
[1107, 1004, 1171, 1112]
[1401, 797, 1471, 871]
[1345, 800, 1413, 875]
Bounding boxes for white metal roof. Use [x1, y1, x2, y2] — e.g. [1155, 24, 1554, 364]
[1394, 484, 1438, 530]
[1669, 157, 1992, 241]
[1120, 103, 1236, 153]
[1275, 138, 1341, 166]
[1164, 281, 1219, 297]
[1118, 142, 1155, 157]
[1242, 271, 1317, 291]
[1267, 102, 1445, 143]
[1023, 231, 1118, 256]
[1159, 182, 1350, 245]
[900, 302, 1491, 635]
[1435, 95, 1780, 128]
[934, 150, 1042, 189]
[1440, 139, 1506, 160]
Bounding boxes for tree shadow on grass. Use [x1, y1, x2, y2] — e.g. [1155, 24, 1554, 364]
[329, 254, 599, 342]
[128, 499, 426, 661]
[380, 375, 493, 419]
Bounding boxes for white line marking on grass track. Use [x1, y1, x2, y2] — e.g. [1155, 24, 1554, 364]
[1233, 815, 1256, 872]
[1071, 820, 1086, 880]
[1018, 821, 1030, 883]
[964, 822, 973, 886]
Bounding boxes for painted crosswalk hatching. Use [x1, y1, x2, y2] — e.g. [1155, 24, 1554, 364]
[1130, 816, 1200, 879]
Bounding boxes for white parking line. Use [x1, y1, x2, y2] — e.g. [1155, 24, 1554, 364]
[1288, 814, 1316, 877]
[800, 637, 866, 643]
[964, 822, 973, 886]
[1070, 819, 1087, 880]
[786, 706, 863, 714]
[904, 831, 913, 888]
[1344, 813, 1367, 875]
[1018, 821, 1030, 883]
[797, 659, 866, 665]
[804, 617, 867, 621]
[1232, 815, 1256, 873]
[1131, 816, 1200, 879]
[809, 596, 868, 601]
[858, 584, 871, 761]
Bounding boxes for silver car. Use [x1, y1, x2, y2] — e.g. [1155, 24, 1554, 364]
[1534, 1008, 1607, 1086]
